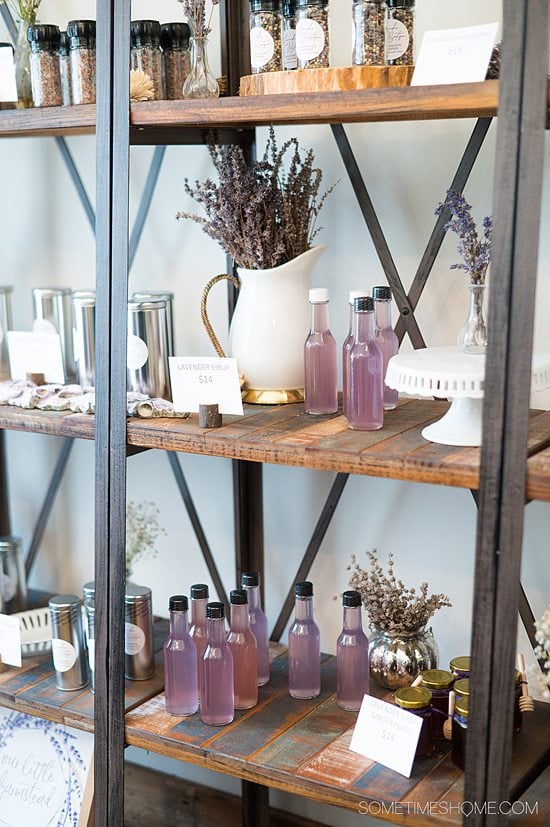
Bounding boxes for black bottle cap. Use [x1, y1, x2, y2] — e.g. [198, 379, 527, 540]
[283, 0, 296, 16]
[160, 22, 191, 51]
[169, 594, 188, 612]
[190, 583, 209, 600]
[386, 0, 415, 6]
[295, 581, 313, 597]
[206, 601, 225, 619]
[66, 20, 96, 46]
[354, 296, 374, 312]
[250, 0, 282, 12]
[342, 590, 362, 608]
[230, 589, 248, 605]
[241, 571, 259, 587]
[131, 20, 161, 48]
[27, 24, 61, 50]
[372, 286, 392, 301]
[59, 31, 69, 56]
[296, 0, 326, 7]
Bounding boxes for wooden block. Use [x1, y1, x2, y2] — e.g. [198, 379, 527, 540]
[199, 403, 222, 429]
[240, 66, 415, 96]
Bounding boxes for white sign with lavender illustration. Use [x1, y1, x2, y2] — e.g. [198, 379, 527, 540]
[0, 710, 93, 827]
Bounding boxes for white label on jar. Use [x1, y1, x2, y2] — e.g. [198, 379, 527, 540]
[250, 27, 275, 70]
[283, 29, 298, 70]
[88, 638, 95, 672]
[125, 622, 145, 655]
[127, 335, 149, 370]
[385, 18, 409, 61]
[33, 318, 57, 335]
[296, 18, 325, 61]
[52, 638, 77, 672]
[2, 572, 16, 602]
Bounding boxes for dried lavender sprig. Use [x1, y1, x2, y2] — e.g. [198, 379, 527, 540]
[435, 190, 492, 285]
[177, 0, 219, 39]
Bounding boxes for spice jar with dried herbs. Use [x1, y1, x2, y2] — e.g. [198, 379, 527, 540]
[353, 0, 384, 66]
[249, 0, 283, 74]
[282, 0, 297, 70]
[385, 0, 414, 66]
[59, 30, 72, 105]
[161, 22, 191, 100]
[27, 24, 63, 108]
[296, 0, 329, 69]
[67, 20, 96, 105]
[131, 20, 163, 100]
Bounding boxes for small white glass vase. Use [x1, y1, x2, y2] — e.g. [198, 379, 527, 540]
[183, 35, 219, 99]
[458, 283, 488, 355]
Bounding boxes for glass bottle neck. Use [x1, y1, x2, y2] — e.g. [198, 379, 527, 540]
[295, 596, 314, 621]
[191, 597, 207, 627]
[206, 616, 226, 646]
[230, 603, 251, 632]
[245, 584, 261, 612]
[343, 605, 362, 631]
[310, 302, 330, 333]
[374, 298, 392, 330]
[170, 609, 189, 637]
[352, 309, 375, 341]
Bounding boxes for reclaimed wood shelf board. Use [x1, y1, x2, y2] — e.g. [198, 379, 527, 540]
[239, 66, 414, 96]
[125, 650, 550, 823]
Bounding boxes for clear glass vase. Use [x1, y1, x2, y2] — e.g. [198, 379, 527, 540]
[368, 624, 439, 689]
[15, 18, 33, 109]
[458, 283, 488, 355]
[183, 36, 219, 100]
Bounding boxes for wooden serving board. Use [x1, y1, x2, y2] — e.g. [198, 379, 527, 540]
[240, 65, 414, 96]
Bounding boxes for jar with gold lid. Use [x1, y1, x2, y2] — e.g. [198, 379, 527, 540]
[454, 677, 470, 699]
[449, 655, 470, 679]
[420, 669, 455, 740]
[451, 695, 468, 770]
[395, 686, 434, 759]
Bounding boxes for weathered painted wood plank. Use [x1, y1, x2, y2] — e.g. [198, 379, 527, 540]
[294, 726, 374, 789]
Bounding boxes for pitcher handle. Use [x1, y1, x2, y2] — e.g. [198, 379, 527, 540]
[200, 273, 241, 358]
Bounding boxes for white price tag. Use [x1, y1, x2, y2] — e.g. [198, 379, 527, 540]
[0, 613, 22, 668]
[0, 45, 17, 103]
[349, 695, 422, 778]
[169, 356, 244, 416]
[411, 23, 499, 87]
[7, 331, 65, 383]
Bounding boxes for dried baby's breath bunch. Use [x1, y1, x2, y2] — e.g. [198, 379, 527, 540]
[177, 127, 335, 269]
[126, 500, 167, 579]
[130, 69, 155, 102]
[348, 550, 452, 633]
[534, 605, 550, 699]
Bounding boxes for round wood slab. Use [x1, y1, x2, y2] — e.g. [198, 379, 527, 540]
[240, 65, 414, 96]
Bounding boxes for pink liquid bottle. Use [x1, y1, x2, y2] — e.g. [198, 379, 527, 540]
[163, 595, 199, 716]
[201, 602, 234, 726]
[304, 288, 338, 415]
[228, 589, 258, 709]
[348, 296, 384, 431]
[189, 583, 209, 705]
[343, 290, 370, 418]
[288, 581, 321, 699]
[242, 571, 270, 686]
[336, 590, 370, 711]
[373, 286, 399, 410]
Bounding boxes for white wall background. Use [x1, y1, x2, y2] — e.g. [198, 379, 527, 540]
[2, 1, 550, 825]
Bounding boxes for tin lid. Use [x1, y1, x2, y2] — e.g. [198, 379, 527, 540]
[309, 288, 329, 303]
[125, 584, 152, 603]
[241, 571, 259, 587]
[27, 24, 61, 50]
[132, 291, 175, 302]
[372, 286, 392, 301]
[354, 296, 374, 312]
[128, 299, 167, 312]
[169, 594, 188, 612]
[295, 580, 313, 597]
[160, 22, 191, 50]
[49, 594, 81, 610]
[82, 581, 95, 598]
[131, 20, 162, 48]
[206, 601, 225, 619]
[420, 669, 455, 690]
[32, 287, 72, 298]
[342, 590, 361, 608]
[230, 589, 248, 605]
[455, 695, 469, 717]
[190, 583, 209, 599]
[454, 678, 470, 697]
[0, 536, 21, 554]
[0, 285, 14, 294]
[449, 655, 470, 673]
[72, 290, 96, 305]
[395, 686, 432, 710]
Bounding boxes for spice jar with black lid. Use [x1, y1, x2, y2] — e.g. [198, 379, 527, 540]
[249, 0, 283, 75]
[67, 20, 96, 105]
[160, 22, 191, 100]
[131, 20, 163, 100]
[385, 0, 414, 66]
[282, 0, 297, 70]
[353, 0, 385, 66]
[59, 30, 71, 105]
[295, 0, 329, 69]
[27, 24, 63, 108]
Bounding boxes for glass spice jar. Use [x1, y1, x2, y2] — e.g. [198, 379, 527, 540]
[282, 0, 297, 71]
[59, 31, 72, 106]
[352, 0, 385, 66]
[131, 20, 163, 100]
[451, 694, 469, 770]
[67, 20, 96, 105]
[27, 24, 63, 108]
[385, 0, 414, 66]
[160, 22, 191, 100]
[395, 686, 435, 760]
[249, 0, 283, 75]
[449, 655, 470, 679]
[296, 0, 329, 69]
[419, 668, 455, 741]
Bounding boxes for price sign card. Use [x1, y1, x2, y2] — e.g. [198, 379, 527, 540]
[349, 695, 422, 778]
[411, 22, 499, 87]
[0, 44, 17, 103]
[169, 356, 244, 415]
[7, 331, 65, 383]
[0, 613, 22, 668]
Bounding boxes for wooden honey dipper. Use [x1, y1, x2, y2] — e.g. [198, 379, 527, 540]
[517, 654, 535, 713]
[443, 690, 455, 740]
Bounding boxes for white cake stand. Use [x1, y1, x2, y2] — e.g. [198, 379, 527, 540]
[386, 347, 550, 447]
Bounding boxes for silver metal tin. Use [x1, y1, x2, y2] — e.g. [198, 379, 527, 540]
[132, 291, 175, 356]
[82, 581, 95, 691]
[124, 583, 155, 680]
[127, 300, 171, 400]
[72, 290, 96, 387]
[0, 536, 27, 613]
[48, 594, 88, 691]
[32, 287, 76, 382]
[0, 286, 13, 380]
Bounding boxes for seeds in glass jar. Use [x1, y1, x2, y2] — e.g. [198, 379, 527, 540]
[296, 5, 329, 69]
[164, 50, 191, 99]
[30, 51, 62, 107]
[250, 11, 282, 73]
[71, 48, 96, 104]
[131, 48, 163, 99]
[385, 7, 414, 65]
[353, 1, 384, 66]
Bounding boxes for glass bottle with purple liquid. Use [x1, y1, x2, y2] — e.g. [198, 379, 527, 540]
[336, 590, 369, 711]
[189, 583, 209, 704]
[348, 296, 384, 431]
[304, 288, 338, 415]
[201, 602, 234, 726]
[288, 580, 320, 699]
[242, 571, 270, 686]
[163, 595, 198, 716]
[343, 289, 369, 418]
[228, 589, 258, 709]
[373, 285, 399, 410]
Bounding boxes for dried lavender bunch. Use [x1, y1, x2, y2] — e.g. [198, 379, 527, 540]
[177, 128, 334, 269]
[126, 500, 167, 579]
[4, 0, 41, 23]
[534, 605, 550, 699]
[486, 42, 501, 80]
[435, 190, 492, 285]
[177, 0, 219, 38]
[348, 550, 452, 633]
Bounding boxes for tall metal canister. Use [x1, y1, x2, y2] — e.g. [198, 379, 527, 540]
[132, 291, 175, 355]
[72, 290, 96, 387]
[127, 299, 171, 400]
[32, 287, 76, 382]
[0, 286, 13, 380]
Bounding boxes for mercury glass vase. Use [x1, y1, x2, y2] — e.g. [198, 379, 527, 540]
[183, 35, 219, 99]
[368, 624, 439, 690]
[458, 283, 488, 355]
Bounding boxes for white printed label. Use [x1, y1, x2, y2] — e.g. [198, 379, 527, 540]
[250, 27, 275, 69]
[88, 638, 95, 672]
[385, 18, 410, 61]
[33, 318, 57, 336]
[2, 573, 16, 603]
[52, 638, 77, 672]
[127, 335, 149, 370]
[125, 622, 145, 655]
[283, 29, 298, 70]
[296, 18, 325, 61]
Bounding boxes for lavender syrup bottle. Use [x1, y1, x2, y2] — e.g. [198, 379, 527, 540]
[304, 288, 338, 415]
[336, 590, 370, 711]
[373, 286, 399, 410]
[343, 290, 369, 418]
[163, 595, 199, 716]
[228, 589, 258, 709]
[347, 296, 384, 431]
[189, 583, 209, 704]
[288, 581, 321, 699]
[201, 602, 234, 726]
[242, 571, 270, 686]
